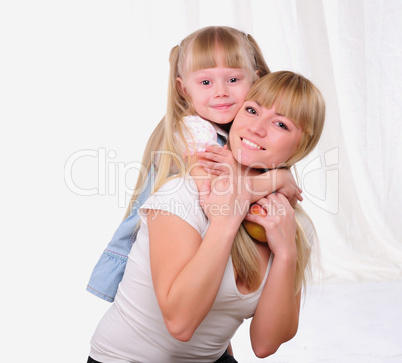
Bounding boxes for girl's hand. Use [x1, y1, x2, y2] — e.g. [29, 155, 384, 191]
[197, 151, 302, 208]
[197, 145, 240, 176]
[198, 173, 252, 228]
[244, 193, 297, 259]
[272, 169, 302, 207]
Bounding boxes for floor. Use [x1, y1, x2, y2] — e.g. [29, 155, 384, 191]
[231, 280, 402, 362]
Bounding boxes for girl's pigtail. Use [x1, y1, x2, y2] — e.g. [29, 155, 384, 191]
[153, 44, 191, 193]
[246, 34, 270, 78]
[123, 118, 165, 220]
[123, 45, 185, 219]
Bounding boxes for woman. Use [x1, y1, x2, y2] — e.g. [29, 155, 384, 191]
[88, 71, 325, 362]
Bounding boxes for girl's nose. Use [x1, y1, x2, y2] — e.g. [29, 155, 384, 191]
[214, 81, 229, 97]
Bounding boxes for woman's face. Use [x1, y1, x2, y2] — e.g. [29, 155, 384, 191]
[229, 100, 303, 169]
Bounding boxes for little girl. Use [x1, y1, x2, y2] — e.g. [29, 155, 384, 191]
[88, 71, 325, 362]
[87, 26, 301, 302]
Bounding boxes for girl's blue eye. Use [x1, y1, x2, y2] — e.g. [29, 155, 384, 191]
[245, 107, 257, 115]
[202, 80, 211, 85]
[229, 78, 239, 83]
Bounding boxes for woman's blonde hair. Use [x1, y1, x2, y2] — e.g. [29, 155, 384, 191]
[124, 26, 270, 219]
[232, 71, 325, 293]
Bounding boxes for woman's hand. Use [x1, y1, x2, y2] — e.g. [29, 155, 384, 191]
[247, 193, 300, 357]
[244, 193, 297, 258]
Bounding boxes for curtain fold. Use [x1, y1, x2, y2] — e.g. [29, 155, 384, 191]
[181, 0, 402, 282]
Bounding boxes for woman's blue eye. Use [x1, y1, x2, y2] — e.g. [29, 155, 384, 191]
[245, 107, 257, 115]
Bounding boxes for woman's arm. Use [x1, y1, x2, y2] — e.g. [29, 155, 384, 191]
[148, 176, 251, 342]
[246, 193, 302, 358]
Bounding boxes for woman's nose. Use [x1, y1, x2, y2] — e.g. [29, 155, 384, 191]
[248, 119, 267, 137]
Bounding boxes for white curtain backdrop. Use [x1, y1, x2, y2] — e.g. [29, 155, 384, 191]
[1, 0, 401, 362]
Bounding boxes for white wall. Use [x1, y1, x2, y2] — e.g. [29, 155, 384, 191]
[1, 1, 401, 361]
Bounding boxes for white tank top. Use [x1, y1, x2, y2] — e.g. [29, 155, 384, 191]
[90, 177, 312, 362]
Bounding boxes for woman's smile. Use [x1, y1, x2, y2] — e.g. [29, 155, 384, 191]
[229, 101, 303, 168]
[240, 137, 265, 150]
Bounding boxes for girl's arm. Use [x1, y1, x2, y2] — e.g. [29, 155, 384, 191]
[147, 176, 251, 342]
[197, 145, 302, 206]
[245, 193, 302, 358]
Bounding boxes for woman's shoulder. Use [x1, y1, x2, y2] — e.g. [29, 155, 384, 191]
[154, 176, 198, 197]
[141, 176, 208, 234]
[144, 176, 200, 213]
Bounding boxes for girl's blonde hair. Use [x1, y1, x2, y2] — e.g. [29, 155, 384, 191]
[124, 26, 270, 219]
[232, 71, 325, 293]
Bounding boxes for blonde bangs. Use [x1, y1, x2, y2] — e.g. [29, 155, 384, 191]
[246, 72, 317, 136]
[245, 71, 325, 166]
[185, 27, 250, 73]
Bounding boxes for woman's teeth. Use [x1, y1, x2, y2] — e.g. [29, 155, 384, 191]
[241, 138, 263, 150]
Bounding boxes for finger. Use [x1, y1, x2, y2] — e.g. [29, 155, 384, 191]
[244, 213, 258, 222]
[272, 192, 289, 206]
[274, 193, 294, 213]
[247, 200, 269, 218]
[199, 160, 215, 169]
[205, 144, 224, 153]
[253, 198, 269, 209]
[265, 193, 284, 215]
[244, 212, 266, 223]
[197, 151, 220, 162]
[267, 192, 279, 202]
[199, 152, 229, 164]
[201, 161, 229, 173]
[255, 197, 269, 205]
[203, 166, 222, 176]
[296, 192, 303, 201]
[244, 212, 273, 226]
[200, 161, 225, 169]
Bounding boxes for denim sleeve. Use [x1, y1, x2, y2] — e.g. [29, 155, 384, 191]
[86, 170, 153, 302]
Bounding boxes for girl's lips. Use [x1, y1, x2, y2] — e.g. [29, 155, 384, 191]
[211, 103, 233, 110]
[241, 137, 265, 150]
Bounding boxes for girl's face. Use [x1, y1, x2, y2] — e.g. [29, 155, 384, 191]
[229, 100, 303, 168]
[177, 48, 255, 125]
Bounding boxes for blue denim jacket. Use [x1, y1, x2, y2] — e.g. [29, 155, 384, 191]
[87, 122, 227, 302]
[86, 169, 154, 302]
